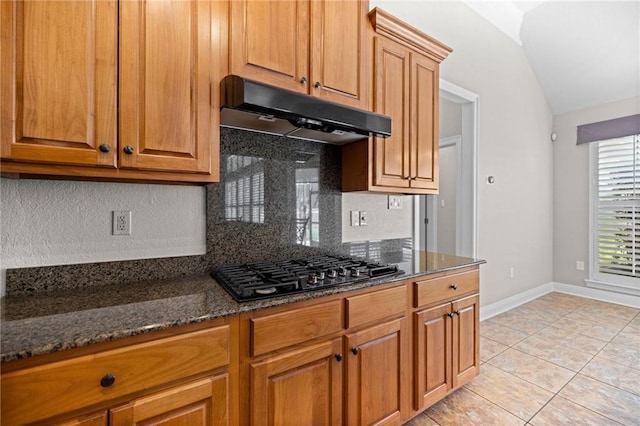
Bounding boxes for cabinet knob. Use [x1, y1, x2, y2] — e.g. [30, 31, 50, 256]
[123, 146, 134, 155]
[100, 374, 116, 388]
[314, 81, 322, 89]
[335, 353, 343, 362]
[351, 347, 360, 355]
[99, 144, 110, 153]
[300, 77, 307, 84]
[454, 310, 461, 316]
[447, 312, 455, 318]
[450, 284, 458, 290]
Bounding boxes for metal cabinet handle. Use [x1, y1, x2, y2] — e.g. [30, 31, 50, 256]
[99, 144, 110, 153]
[455, 310, 461, 316]
[447, 312, 455, 318]
[450, 284, 458, 290]
[351, 347, 360, 355]
[314, 81, 322, 89]
[300, 77, 307, 84]
[100, 374, 116, 388]
[335, 353, 343, 362]
[123, 146, 134, 155]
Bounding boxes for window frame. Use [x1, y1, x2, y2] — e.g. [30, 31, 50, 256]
[587, 136, 640, 296]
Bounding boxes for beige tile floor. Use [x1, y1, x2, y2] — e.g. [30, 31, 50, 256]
[405, 292, 640, 426]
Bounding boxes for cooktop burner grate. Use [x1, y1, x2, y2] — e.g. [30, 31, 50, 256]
[211, 254, 403, 301]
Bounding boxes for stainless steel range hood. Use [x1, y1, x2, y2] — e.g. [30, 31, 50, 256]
[220, 75, 391, 145]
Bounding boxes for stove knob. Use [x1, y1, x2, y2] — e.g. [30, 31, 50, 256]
[351, 268, 361, 277]
[327, 269, 337, 279]
[338, 267, 347, 277]
[318, 271, 326, 280]
[307, 274, 318, 285]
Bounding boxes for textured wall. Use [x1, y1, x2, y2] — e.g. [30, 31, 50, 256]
[552, 96, 640, 286]
[341, 193, 413, 242]
[0, 179, 206, 296]
[372, 0, 554, 306]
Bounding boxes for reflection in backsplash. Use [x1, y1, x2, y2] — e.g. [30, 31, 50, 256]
[206, 128, 343, 265]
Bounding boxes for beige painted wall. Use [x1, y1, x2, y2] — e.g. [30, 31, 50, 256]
[552, 96, 640, 287]
[372, 0, 554, 306]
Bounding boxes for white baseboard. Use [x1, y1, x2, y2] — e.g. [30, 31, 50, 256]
[480, 282, 640, 321]
[480, 283, 554, 321]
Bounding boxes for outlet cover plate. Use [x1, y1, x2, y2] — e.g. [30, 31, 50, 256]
[113, 210, 131, 235]
[350, 210, 360, 227]
[388, 195, 403, 210]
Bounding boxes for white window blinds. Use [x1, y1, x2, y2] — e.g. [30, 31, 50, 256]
[595, 135, 639, 279]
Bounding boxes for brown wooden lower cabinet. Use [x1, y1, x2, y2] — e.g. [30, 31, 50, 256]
[249, 338, 343, 426]
[1, 267, 480, 426]
[345, 317, 409, 426]
[110, 375, 228, 426]
[414, 293, 480, 411]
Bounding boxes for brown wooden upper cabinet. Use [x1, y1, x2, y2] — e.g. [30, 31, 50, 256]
[0, 0, 226, 184]
[342, 8, 452, 194]
[229, 0, 369, 110]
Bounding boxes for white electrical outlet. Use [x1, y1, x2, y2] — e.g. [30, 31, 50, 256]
[359, 211, 368, 226]
[112, 210, 131, 235]
[351, 210, 360, 227]
[388, 195, 403, 210]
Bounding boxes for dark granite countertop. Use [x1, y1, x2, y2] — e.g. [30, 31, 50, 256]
[0, 251, 484, 363]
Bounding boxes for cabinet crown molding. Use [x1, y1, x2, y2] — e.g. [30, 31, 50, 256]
[369, 8, 452, 63]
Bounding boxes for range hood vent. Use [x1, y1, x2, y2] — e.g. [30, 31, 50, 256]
[220, 75, 391, 145]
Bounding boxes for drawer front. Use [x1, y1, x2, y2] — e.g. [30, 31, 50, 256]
[346, 284, 407, 329]
[1, 325, 229, 425]
[414, 270, 479, 308]
[251, 299, 343, 357]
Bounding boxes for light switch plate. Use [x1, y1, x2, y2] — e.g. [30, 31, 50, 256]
[351, 210, 360, 227]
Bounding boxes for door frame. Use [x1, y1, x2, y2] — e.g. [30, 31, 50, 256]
[413, 79, 479, 258]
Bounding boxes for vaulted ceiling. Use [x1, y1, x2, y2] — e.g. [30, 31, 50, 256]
[464, 1, 639, 115]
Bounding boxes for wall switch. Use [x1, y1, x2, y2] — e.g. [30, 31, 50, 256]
[350, 210, 360, 227]
[388, 195, 403, 210]
[576, 261, 585, 271]
[112, 210, 131, 235]
[509, 267, 515, 279]
[359, 211, 368, 226]
[440, 199, 446, 208]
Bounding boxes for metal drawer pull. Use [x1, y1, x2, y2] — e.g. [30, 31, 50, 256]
[100, 374, 116, 388]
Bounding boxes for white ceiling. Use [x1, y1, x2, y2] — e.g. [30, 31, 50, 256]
[464, 1, 640, 115]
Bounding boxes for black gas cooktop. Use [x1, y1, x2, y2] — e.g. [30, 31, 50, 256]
[211, 254, 403, 302]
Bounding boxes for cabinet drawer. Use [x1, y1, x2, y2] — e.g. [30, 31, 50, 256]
[1, 325, 229, 425]
[414, 270, 479, 308]
[346, 285, 407, 328]
[251, 300, 343, 356]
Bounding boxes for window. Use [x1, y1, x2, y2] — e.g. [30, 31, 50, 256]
[588, 134, 640, 294]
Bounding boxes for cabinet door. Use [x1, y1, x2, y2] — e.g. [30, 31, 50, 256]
[119, 0, 215, 174]
[230, 0, 309, 94]
[110, 375, 229, 426]
[310, 0, 368, 109]
[452, 294, 480, 388]
[250, 338, 343, 426]
[372, 37, 410, 189]
[1, 0, 117, 167]
[346, 317, 409, 426]
[414, 303, 451, 411]
[409, 53, 438, 191]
